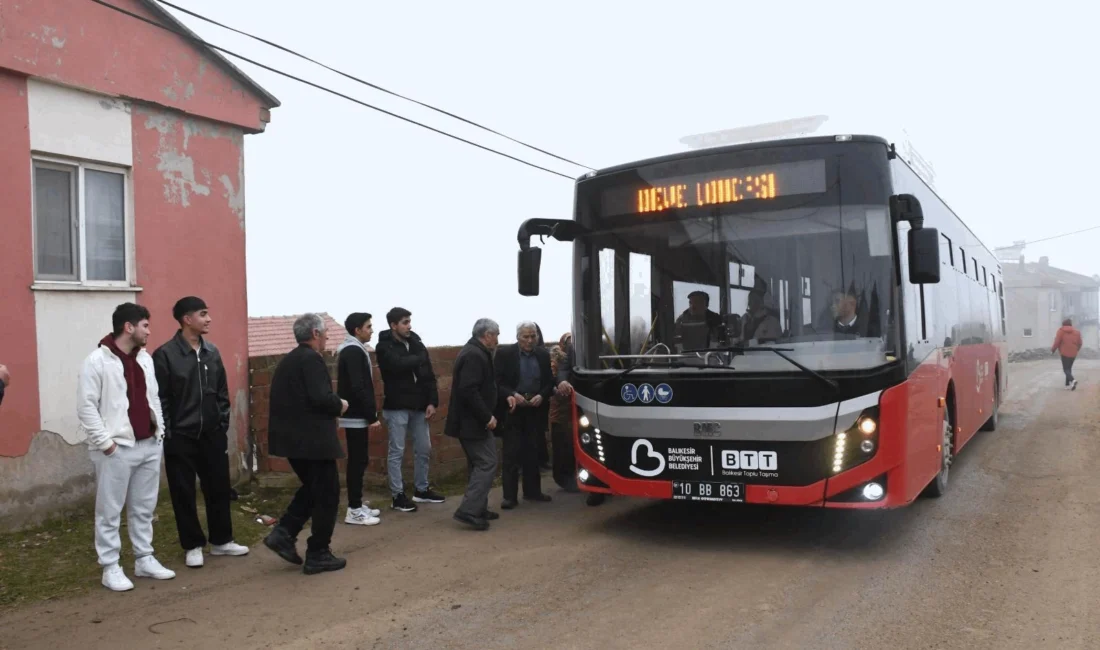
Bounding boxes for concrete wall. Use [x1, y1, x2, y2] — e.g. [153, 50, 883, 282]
[249, 347, 474, 485]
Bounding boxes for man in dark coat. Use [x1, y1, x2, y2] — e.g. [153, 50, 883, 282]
[375, 307, 444, 512]
[495, 321, 555, 509]
[445, 318, 507, 530]
[263, 314, 349, 575]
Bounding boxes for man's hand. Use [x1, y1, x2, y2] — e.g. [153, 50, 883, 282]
[104, 442, 118, 456]
[340, 399, 349, 415]
[556, 380, 573, 396]
[487, 416, 498, 431]
[507, 395, 518, 413]
[0, 364, 10, 387]
[425, 405, 437, 420]
[513, 393, 528, 408]
[368, 421, 383, 434]
[529, 394, 544, 408]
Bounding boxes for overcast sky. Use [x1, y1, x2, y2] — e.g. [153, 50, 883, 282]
[167, 0, 1100, 346]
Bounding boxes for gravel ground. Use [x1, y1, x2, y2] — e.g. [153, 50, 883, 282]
[2, 359, 1098, 650]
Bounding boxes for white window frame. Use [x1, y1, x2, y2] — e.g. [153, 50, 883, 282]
[31, 155, 136, 290]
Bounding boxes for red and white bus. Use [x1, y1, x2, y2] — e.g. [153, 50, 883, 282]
[516, 134, 1006, 508]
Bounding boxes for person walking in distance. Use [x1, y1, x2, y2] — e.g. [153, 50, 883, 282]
[263, 314, 350, 575]
[153, 297, 249, 568]
[446, 318, 506, 530]
[77, 303, 175, 591]
[1052, 318, 1083, 390]
[495, 321, 555, 509]
[337, 312, 382, 527]
[375, 307, 445, 512]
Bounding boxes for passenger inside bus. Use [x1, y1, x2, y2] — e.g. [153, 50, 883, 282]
[739, 289, 782, 344]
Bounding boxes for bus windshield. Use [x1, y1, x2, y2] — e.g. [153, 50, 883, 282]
[573, 143, 899, 374]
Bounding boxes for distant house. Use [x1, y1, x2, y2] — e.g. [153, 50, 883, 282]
[1002, 255, 1100, 353]
[0, 0, 278, 529]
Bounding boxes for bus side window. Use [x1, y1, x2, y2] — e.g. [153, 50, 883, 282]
[960, 250, 967, 275]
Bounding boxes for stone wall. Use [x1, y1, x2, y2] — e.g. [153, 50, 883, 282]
[248, 347, 470, 485]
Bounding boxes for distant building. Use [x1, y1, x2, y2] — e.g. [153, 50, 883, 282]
[1002, 255, 1100, 353]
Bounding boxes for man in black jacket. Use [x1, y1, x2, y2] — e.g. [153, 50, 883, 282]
[495, 321, 555, 509]
[262, 314, 350, 575]
[375, 307, 444, 513]
[336, 312, 382, 527]
[153, 297, 249, 569]
[445, 318, 507, 530]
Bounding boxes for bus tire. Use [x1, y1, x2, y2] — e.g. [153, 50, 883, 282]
[980, 370, 1000, 432]
[924, 407, 953, 498]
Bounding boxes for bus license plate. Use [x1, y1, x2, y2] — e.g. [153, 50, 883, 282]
[671, 481, 745, 503]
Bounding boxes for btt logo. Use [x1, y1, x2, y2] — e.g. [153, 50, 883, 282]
[720, 450, 778, 471]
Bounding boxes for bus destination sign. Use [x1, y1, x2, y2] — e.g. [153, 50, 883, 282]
[599, 159, 827, 218]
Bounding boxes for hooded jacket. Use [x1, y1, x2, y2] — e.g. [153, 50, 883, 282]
[375, 329, 438, 411]
[336, 333, 379, 428]
[1052, 325, 1083, 359]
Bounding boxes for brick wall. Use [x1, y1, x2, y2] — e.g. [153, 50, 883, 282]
[248, 346, 469, 485]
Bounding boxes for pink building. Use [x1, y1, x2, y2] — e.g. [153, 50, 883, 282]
[0, 0, 278, 529]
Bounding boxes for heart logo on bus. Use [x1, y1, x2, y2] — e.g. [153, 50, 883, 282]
[629, 439, 666, 477]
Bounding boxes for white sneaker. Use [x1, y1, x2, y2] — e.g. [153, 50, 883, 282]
[134, 555, 176, 580]
[1072, 380, 1078, 391]
[102, 564, 134, 592]
[185, 547, 204, 568]
[345, 507, 381, 526]
[210, 541, 250, 556]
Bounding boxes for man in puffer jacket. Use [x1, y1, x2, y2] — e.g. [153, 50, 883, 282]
[1051, 318, 1083, 390]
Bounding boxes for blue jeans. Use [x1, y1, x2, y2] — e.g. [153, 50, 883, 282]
[383, 409, 431, 497]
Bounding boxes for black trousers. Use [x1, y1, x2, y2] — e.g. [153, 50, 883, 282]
[1062, 355, 1076, 385]
[165, 431, 233, 550]
[502, 409, 543, 501]
[550, 420, 576, 487]
[279, 458, 339, 552]
[537, 426, 550, 468]
[345, 427, 369, 509]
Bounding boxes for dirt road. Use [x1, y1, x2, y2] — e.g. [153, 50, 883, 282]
[3, 359, 1098, 650]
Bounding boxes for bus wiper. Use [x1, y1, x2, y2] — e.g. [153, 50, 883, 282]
[684, 345, 840, 394]
[594, 358, 737, 389]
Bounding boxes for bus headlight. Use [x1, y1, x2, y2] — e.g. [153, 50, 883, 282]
[832, 406, 880, 474]
[579, 414, 591, 429]
[862, 482, 885, 501]
[858, 417, 877, 435]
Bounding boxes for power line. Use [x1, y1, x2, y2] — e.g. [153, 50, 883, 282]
[86, 0, 578, 180]
[995, 224, 1100, 250]
[156, 0, 594, 172]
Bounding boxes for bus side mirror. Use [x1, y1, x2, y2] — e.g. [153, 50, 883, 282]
[908, 227, 941, 284]
[518, 247, 543, 296]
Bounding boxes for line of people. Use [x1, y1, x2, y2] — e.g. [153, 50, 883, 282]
[72, 299, 585, 588]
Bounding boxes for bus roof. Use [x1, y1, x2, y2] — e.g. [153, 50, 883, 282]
[579, 135, 891, 181]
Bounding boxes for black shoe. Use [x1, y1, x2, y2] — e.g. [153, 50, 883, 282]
[453, 512, 490, 530]
[525, 493, 552, 503]
[303, 548, 347, 575]
[500, 499, 518, 510]
[263, 527, 303, 565]
[391, 493, 418, 512]
[482, 510, 500, 520]
[586, 493, 606, 507]
[413, 488, 446, 504]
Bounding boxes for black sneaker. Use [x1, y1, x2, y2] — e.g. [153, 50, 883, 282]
[391, 493, 418, 512]
[413, 488, 446, 504]
[482, 510, 500, 521]
[303, 547, 347, 575]
[262, 526, 303, 565]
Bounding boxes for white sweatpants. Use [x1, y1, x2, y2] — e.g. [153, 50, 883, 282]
[90, 437, 163, 567]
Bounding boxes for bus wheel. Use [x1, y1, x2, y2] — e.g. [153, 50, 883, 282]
[980, 375, 1000, 432]
[925, 408, 953, 498]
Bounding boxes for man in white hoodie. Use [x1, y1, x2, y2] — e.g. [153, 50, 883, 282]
[78, 302, 175, 591]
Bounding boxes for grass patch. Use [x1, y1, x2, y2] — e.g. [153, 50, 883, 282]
[0, 484, 295, 611]
[0, 463, 491, 611]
